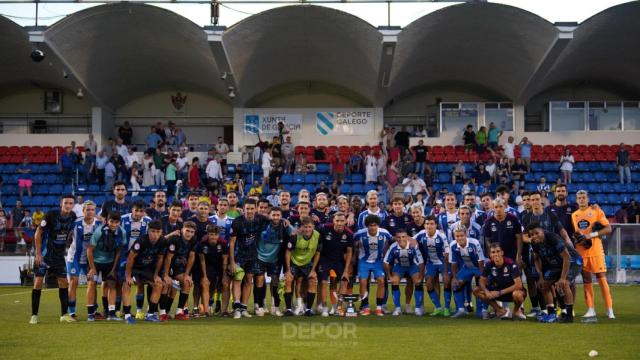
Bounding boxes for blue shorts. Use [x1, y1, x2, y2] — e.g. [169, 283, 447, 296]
[392, 263, 419, 278]
[358, 261, 385, 280]
[456, 267, 481, 283]
[66, 262, 88, 277]
[426, 263, 451, 278]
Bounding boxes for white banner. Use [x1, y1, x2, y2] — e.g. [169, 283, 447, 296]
[244, 113, 302, 135]
[315, 109, 374, 136]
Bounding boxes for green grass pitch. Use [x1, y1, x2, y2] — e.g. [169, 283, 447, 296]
[0, 285, 639, 359]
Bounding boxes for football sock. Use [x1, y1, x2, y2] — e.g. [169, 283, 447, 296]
[59, 288, 69, 316]
[108, 305, 116, 317]
[454, 289, 465, 310]
[464, 283, 472, 304]
[597, 277, 613, 309]
[166, 296, 175, 313]
[306, 292, 316, 310]
[584, 283, 595, 309]
[148, 302, 158, 314]
[376, 297, 384, 309]
[102, 296, 109, 313]
[31, 289, 41, 316]
[136, 293, 145, 311]
[382, 279, 389, 305]
[256, 286, 265, 308]
[428, 290, 441, 309]
[284, 292, 293, 310]
[123, 305, 131, 315]
[391, 285, 401, 308]
[414, 285, 424, 309]
[530, 294, 539, 309]
[159, 294, 168, 312]
[178, 292, 189, 310]
[565, 304, 574, 318]
[443, 287, 452, 309]
[68, 299, 76, 315]
[146, 285, 152, 308]
[87, 304, 96, 315]
[272, 284, 281, 307]
[115, 296, 122, 312]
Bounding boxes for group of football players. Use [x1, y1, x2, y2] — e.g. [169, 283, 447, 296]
[28, 179, 615, 324]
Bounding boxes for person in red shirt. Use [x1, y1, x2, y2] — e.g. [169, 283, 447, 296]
[331, 151, 346, 184]
[187, 157, 201, 190]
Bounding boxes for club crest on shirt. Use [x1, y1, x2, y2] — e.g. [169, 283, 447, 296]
[491, 268, 497, 277]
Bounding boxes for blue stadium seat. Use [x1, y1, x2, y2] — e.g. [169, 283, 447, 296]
[49, 184, 62, 194]
[226, 164, 236, 174]
[607, 193, 621, 204]
[630, 256, 640, 270]
[438, 173, 451, 183]
[625, 183, 638, 193]
[316, 164, 330, 173]
[351, 184, 364, 194]
[351, 174, 364, 184]
[340, 184, 351, 194]
[289, 184, 302, 194]
[587, 183, 601, 193]
[594, 193, 607, 204]
[294, 174, 305, 184]
[306, 174, 318, 184]
[542, 162, 556, 172]
[612, 183, 625, 193]
[364, 183, 376, 193]
[280, 174, 293, 184]
[594, 172, 607, 182]
[525, 183, 537, 192]
[530, 163, 543, 172]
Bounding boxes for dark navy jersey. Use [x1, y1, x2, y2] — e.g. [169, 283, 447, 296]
[281, 208, 296, 220]
[521, 209, 563, 235]
[131, 235, 166, 270]
[230, 215, 269, 257]
[483, 214, 522, 260]
[39, 210, 77, 259]
[383, 212, 412, 237]
[407, 219, 426, 238]
[160, 215, 183, 235]
[319, 224, 354, 263]
[311, 208, 333, 225]
[100, 200, 131, 219]
[166, 235, 196, 270]
[190, 216, 212, 242]
[146, 208, 168, 221]
[531, 231, 580, 270]
[181, 209, 197, 222]
[482, 258, 520, 291]
[197, 238, 228, 270]
[549, 203, 579, 235]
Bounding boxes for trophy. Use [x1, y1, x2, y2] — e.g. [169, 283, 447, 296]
[342, 295, 360, 317]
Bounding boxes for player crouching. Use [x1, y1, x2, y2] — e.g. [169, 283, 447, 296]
[383, 229, 425, 316]
[474, 243, 527, 320]
[164, 222, 198, 321]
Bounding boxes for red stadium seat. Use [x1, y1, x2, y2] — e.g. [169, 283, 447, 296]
[576, 145, 588, 153]
[542, 145, 555, 154]
[587, 145, 599, 153]
[454, 145, 465, 154]
[361, 146, 371, 153]
[554, 145, 565, 153]
[443, 145, 454, 154]
[294, 146, 305, 155]
[432, 146, 444, 154]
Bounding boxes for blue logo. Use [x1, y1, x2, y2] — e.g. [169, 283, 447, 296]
[316, 112, 335, 135]
[244, 115, 260, 134]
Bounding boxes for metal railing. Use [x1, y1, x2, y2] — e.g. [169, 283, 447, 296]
[607, 224, 640, 283]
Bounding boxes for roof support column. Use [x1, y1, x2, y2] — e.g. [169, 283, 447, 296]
[91, 107, 114, 151]
[374, 29, 399, 106]
[207, 30, 242, 106]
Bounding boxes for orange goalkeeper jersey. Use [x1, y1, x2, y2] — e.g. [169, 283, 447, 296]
[571, 207, 609, 258]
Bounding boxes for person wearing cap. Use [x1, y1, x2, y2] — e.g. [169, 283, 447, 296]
[197, 224, 229, 316]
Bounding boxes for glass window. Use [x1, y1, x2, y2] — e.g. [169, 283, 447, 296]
[588, 101, 622, 130]
[485, 102, 513, 131]
[550, 101, 585, 131]
[441, 102, 478, 132]
[624, 102, 640, 130]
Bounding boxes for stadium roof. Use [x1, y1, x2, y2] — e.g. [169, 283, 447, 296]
[0, 1, 638, 109]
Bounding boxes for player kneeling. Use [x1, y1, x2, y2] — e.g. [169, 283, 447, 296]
[474, 243, 527, 320]
[87, 211, 126, 321]
[527, 222, 582, 323]
[164, 222, 197, 320]
[123, 220, 166, 323]
[197, 225, 229, 316]
[383, 229, 425, 316]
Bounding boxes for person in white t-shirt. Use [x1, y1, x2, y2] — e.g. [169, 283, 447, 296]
[262, 147, 273, 183]
[485, 158, 497, 182]
[503, 136, 516, 165]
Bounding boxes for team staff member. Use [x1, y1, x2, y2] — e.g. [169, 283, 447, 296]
[571, 190, 614, 320]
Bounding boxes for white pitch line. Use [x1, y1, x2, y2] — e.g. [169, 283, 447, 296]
[0, 288, 56, 297]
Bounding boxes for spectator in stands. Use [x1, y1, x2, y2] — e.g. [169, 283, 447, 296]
[518, 137, 533, 171]
[271, 136, 282, 167]
[153, 148, 165, 186]
[248, 180, 263, 197]
[269, 165, 283, 191]
[377, 152, 388, 184]
[267, 188, 279, 207]
[84, 134, 97, 155]
[72, 195, 84, 217]
[215, 136, 230, 166]
[485, 158, 497, 183]
[60, 147, 75, 184]
[394, 126, 411, 155]
[281, 136, 294, 174]
[559, 147, 575, 184]
[104, 158, 116, 192]
[145, 126, 163, 153]
[537, 176, 550, 192]
[503, 136, 516, 165]
[11, 200, 24, 245]
[165, 157, 177, 197]
[83, 149, 96, 184]
[473, 163, 490, 185]
[462, 124, 475, 155]
[102, 137, 115, 158]
[328, 180, 340, 200]
[115, 137, 128, 160]
[616, 142, 632, 184]
[402, 173, 427, 196]
[294, 152, 307, 175]
[380, 127, 393, 154]
[627, 199, 638, 223]
[330, 150, 346, 184]
[365, 149, 378, 183]
[164, 121, 177, 148]
[414, 125, 427, 137]
[315, 181, 330, 197]
[15, 208, 30, 253]
[487, 122, 503, 151]
[118, 121, 133, 145]
[410, 139, 428, 177]
[187, 157, 201, 190]
[452, 160, 466, 185]
[386, 159, 400, 194]
[614, 204, 628, 223]
[496, 156, 510, 182]
[277, 121, 290, 144]
[176, 151, 189, 182]
[510, 157, 527, 189]
[0, 209, 6, 252]
[17, 157, 33, 199]
[130, 162, 142, 196]
[350, 151, 363, 175]
[155, 122, 167, 144]
[476, 126, 488, 153]
[142, 152, 156, 187]
[205, 155, 223, 186]
[262, 147, 273, 185]
[124, 146, 138, 177]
